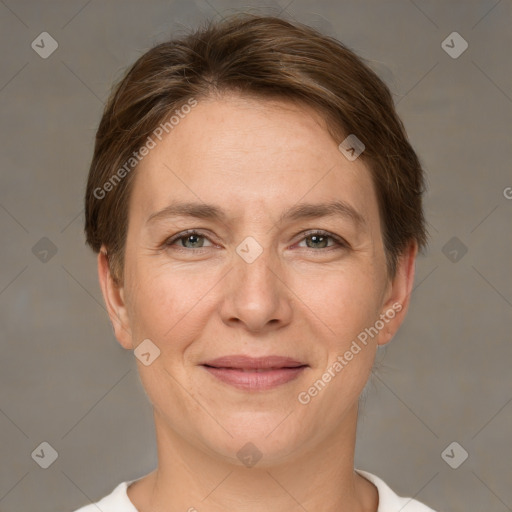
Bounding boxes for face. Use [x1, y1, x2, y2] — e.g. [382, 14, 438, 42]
[100, 93, 415, 466]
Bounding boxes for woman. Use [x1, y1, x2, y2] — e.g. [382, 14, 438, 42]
[75, 13, 436, 512]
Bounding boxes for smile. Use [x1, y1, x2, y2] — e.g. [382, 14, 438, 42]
[201, 365, 307, 391]
[200, 355, 308, 391]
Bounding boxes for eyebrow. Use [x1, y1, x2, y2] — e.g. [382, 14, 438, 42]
[146, 200, 366, 227]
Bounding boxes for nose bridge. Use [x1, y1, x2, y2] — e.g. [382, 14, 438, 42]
[221, 234, 291, 331]
[233, 236, 279, 301]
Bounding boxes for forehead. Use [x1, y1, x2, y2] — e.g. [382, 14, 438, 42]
[129, 93, 379, 228]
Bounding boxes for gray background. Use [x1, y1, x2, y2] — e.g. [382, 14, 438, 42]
[0, 0, 511, 511]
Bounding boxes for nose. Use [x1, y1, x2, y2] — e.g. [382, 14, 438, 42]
[218, 243, 293, 334]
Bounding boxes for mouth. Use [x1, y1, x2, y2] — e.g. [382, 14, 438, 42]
[200, 355, 308, 391]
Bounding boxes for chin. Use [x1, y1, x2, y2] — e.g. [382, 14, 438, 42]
[196, 413, 309, 468]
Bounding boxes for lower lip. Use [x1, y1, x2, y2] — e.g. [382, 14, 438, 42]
[202, 366, 307, 391]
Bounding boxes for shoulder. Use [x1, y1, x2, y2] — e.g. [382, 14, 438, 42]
[356, 469, 438, 512]
[71, 480, 138, 512]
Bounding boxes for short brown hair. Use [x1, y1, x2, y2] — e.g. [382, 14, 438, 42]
[85, 13, 427, 283]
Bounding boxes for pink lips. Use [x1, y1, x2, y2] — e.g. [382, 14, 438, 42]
[201, 355, 308, 391]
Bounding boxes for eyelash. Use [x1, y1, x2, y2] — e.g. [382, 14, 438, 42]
[164, 229, 349, 253]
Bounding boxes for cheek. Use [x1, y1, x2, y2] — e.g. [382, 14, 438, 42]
[125, 260, 218, 346]
[291, 267, 384, 418]
[292, 262, 385, 348]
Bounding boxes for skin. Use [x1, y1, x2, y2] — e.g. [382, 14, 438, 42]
[98, 92, 417, 512]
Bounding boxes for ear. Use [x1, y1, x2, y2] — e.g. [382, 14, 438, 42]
[376, 241, 418, 346]
[97, 246, 133, 350]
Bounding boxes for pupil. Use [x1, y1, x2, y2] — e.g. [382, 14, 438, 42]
[187, 235, 201, 247]
[308, 235, 327, 248]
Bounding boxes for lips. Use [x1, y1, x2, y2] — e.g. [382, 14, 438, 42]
[202, 355, 306, 370]
[201, 355, 308, 391]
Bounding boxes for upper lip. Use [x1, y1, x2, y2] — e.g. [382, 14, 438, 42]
[201, 355, 307, 369]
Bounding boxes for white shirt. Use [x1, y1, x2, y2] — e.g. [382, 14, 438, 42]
[72, 469, 437, 511]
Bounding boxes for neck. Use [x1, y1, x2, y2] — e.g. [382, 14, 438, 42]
[128, 404, 378, 512]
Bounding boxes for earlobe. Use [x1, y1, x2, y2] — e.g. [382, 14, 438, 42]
[97, 247, 133, 350]
[377, 242, 418, 346]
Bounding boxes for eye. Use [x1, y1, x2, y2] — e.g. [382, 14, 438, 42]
[165, 230, 214, 249]
[296, 230, 348, 250]
[163, 229, 348, 252]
